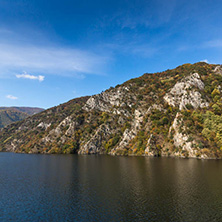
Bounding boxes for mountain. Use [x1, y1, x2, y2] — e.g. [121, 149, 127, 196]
[0, 62, 222, 159]
[0, 107, 44, 128]
[0, 107, 45, 115]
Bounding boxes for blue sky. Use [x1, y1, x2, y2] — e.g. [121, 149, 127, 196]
[0, 0, 221, 108]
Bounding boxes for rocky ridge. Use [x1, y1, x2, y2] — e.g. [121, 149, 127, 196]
[0, 62, 222, 159]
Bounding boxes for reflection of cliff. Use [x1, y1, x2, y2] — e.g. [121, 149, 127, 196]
[2, 154, 222, 221]
[75, 156, 222, 221]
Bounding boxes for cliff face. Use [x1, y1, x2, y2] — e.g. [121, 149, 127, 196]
[0, 62, 222, 159]
[164, 73, 209, 110]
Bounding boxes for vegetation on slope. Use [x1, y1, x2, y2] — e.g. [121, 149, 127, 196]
[0, 62, 221, 159]
[0, 107, 44, 128]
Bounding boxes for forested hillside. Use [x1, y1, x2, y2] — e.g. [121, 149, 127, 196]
[0, 107, 44, 128]
[0, 62, 221, 159]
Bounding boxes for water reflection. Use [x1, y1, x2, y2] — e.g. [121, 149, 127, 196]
[1, 153, 222, 221]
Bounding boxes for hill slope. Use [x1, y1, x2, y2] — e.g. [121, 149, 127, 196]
[0, 62, 222, 159]
[0, 107, 44, 128]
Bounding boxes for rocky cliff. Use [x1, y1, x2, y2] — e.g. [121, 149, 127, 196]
[0, 62, 222, 159]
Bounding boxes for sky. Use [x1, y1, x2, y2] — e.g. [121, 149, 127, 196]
[0, 0, 221, 109]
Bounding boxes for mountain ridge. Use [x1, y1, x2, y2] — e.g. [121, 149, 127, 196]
[0, 107, 44, 128]
[0, 62, 222, 159]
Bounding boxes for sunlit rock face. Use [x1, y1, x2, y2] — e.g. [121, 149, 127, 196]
[164, 73, 209, 110]
[214, 66, 222, 76]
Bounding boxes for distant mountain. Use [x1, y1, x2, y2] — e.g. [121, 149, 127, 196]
[0, 107, 44, 128]
[0, 62, 222, 159]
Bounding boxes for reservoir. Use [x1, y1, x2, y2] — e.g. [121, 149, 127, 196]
[1, 153, 222, 221]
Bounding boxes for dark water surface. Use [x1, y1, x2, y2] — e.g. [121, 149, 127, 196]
[1, 153, 222, 221]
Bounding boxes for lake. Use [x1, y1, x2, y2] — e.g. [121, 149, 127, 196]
[1, 153, 222, 221]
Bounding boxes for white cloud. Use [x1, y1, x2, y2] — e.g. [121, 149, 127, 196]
[6, 95, 18, 100]
[201, 59, 209, 63]
[16, 72, 45, 82]
[0, 43, 109, 78]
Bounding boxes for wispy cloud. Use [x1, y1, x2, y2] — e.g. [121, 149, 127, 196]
[0, 43, 110, 78]
[130, 44, 159, 57]
[0, 28, 13, 34]
[16, 72, 45, 82]
[101, 42, 159, 58]
[6, 95, 18, 100]
[99, 0, 177, 30]
[203, 39, 222, 48]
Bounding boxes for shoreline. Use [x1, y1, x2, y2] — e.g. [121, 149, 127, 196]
[0, 151, 220, 160]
